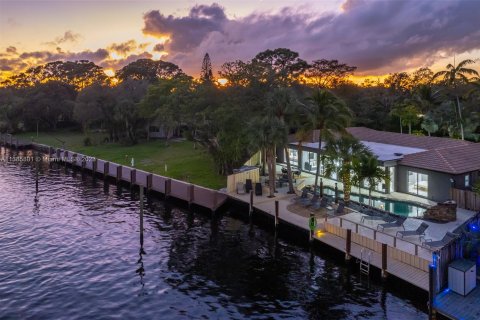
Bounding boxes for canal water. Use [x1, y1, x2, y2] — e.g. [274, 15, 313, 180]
[0, 148, 427, 319]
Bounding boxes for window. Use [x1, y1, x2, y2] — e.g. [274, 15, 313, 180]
[408, 171, 428, 197]
[288, 148, 298, 167]
[465, 174, 470, 188]
[302, 151, 317, 173]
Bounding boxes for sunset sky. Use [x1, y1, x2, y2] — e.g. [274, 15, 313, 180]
[1, 0, 480, 82]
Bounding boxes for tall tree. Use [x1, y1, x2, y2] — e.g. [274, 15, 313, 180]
[357, 154, 389, 205]
[248, 116, 287, 197]
[433, 59, 479, 140]
[265, 87, 298, 194]
[304, 90, 352, 196]
[116, 59, 186, 83]
[304, 59, 357, 88]
[323, 135, 371, 205]
[200, 53, 214, 84]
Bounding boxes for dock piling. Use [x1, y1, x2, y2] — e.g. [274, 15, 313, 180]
[381, 243, 388, 278]
[249, 190, 254, 216]
[188, 184, 194, 209]
[139, 186, 146, 254]
[428, 264, 437, 320]
[345, 229, 351, 260]
[165, 179, 171, 200]
[274, 200, 279, 228]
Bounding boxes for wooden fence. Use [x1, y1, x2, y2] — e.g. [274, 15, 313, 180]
[450, 188, 480, 211]
[226, 167, 260, 193]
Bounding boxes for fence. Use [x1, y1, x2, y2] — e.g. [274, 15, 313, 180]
[450, 188, 480, 211]
[226, 167, 260, 193]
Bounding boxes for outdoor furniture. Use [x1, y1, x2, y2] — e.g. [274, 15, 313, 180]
[312, 197, 328, 210]
[255, 182, 262, 196]
[336, 202, 345, 214]
[396, 222, 429, 238]
[377, 216, 407, 231]
[361, 211, 394, 223]
[245, 179, 253, 192]
[294, 188, 308, 202]
[305, 194, 320, 207]
[423, 232, 458, 247]
[236, 182, 245, 194]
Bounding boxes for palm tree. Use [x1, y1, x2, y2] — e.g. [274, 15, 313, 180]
[433, 59, 479, 140]
[304, 90, 352, 196]
[266, 87, 298, 194]
[323, 135, 371, 205]
[358, 154, 389, 205]
[248, 116, 287, 197]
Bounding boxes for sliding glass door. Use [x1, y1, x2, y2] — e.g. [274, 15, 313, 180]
[408, 171, 428, 197]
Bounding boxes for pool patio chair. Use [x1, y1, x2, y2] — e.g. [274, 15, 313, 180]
[396, 222, 429, 238]
[312, 196, 328, 210]
[293, 188, 308, 202]
[255, 182, 263, 196]
[305, 194, 320, 207]
[335, 202, 345, 214]
[377, 216, 407, 231]
[422, 232, 458, 248]
[236, 182, 245, 194]
[361, 211, 394, 223]
[245, 179, 253, 193]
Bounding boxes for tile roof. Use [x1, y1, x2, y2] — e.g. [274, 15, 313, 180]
[347, 127, 480, 174]
[347, 127, 472, 150]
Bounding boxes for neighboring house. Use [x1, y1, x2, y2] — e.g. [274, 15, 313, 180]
[280, 127, 480, 202]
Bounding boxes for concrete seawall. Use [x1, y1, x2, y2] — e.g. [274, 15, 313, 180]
[0, 134, 228, 212]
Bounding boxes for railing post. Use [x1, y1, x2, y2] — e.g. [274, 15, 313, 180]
[374, 230, 377, 240]
[393, 237, 397, 248]
[355, 223, 359, 234]
[382, 243, 388, 279]
[340, 217, 343, 228]
[345, 229, 351, 261]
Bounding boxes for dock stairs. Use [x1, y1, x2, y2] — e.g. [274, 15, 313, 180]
[358, 248, 371, 275]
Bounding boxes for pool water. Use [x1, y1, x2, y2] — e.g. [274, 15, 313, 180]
[0, 147, 428, 319]
[323, 187, 426, 217]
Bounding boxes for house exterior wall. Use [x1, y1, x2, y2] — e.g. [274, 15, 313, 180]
[396, 165, 453, 202]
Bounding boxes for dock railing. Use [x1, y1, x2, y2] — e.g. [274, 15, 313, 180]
[323, 215, 434, 272]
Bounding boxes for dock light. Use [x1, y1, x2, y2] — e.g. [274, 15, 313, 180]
[316, 230, 324, 237]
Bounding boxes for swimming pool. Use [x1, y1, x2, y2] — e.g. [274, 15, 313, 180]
[322, 187, 427, 217]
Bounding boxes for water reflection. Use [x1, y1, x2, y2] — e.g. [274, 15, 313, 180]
[0, 149, 428, 319]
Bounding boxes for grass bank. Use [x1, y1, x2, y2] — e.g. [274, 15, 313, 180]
[17, 131, 226, 190]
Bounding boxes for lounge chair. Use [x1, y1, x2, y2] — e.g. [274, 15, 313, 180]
[305, 194, 320, 207]
[396, 222, 429, 238]
[377, 216, 407, 231]
[361, 211, 394, 223]
[336, 202, 345, 214]
[294, 188, 308, 201]
[312, 197, 328, 210]
[422, 232, 458, 248]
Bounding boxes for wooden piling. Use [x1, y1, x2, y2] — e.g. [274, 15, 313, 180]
[146, 174, 153, 192]
[104, 162, 109, 178]
[345, 229, 351, 261]
[116, 165, 122, 183]
[274, 200, 279, 228]
[381, 243, 388, 278]
[131, 169, 136, 186]
[165, 178, 171, 199]
[249, 190, 254, 216]
[139, 186, 144, 247]
[188, 184, 195, 209]
[429, 264, 437, 320]
[93, 158, 97, 173]
[35, 152, 39, 193]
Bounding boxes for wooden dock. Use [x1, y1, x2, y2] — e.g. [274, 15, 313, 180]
[434, 286, 480, 320]
[0, 133, 32, 149]
[228, 191, 432, 291]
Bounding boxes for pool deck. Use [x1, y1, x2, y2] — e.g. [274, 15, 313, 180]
[227, 184, 476, 293]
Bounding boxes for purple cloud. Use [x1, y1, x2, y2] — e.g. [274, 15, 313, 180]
[142, 1, 480, 75]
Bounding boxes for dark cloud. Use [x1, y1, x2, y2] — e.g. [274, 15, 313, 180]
[108, 40, 137, 55]
[6, 46, 17, 54]
[100, 52, 153, 70]
[44, 30, 82, 46]
[142, 1, 480, 75]
[153, 43, 164, 52]
[0, 58, 27, 71]
[143, 3, 227, 52]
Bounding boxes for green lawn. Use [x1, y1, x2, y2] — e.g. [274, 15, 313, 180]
[17, 130, 226, 189]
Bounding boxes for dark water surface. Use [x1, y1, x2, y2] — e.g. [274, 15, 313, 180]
[0, 148, 427, 319]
